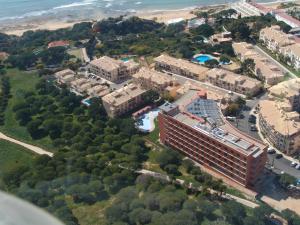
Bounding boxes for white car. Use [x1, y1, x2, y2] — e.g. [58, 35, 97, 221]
[291, 162, 297, 167]
[267, 147, 276, 154]
[295, 164, 300, 170]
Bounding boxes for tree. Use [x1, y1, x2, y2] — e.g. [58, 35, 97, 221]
[227, 20, 251, 40]
[129, 208, 153, 224]
[156, 149, 182, 169]
[241, 58, 255, 75]
[205, 59, 219, 68]
[221, 201, 246, 225]
[224, 103, 239, 116]
[219, 55, 230, 64]
[278, 173, 296, 189]
[192, 24, 214, 38]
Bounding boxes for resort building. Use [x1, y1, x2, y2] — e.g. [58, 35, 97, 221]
[268, 78, 300, 112]
[209, 32, 232, 45]
[89, 56, 140, 83]
[258, 100, 300, 155]
[70, 78, 92, 94]
[55, 69, 76, 85]
[206, 68, 262, 96]
[48, 40, 70, 49]
[158, 95, 267, 187]
[87, 85, 110, 98]
[259, 25, 296, 52]
[232, 42, 284, 85]
[132, 67, 176, 93]
[102, 83, 147, 118]
[154, 54, 209, 81]
[259, 25, 300, 70]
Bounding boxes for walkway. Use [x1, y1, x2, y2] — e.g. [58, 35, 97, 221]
[254, 45, 298, 79]
[0, 132, 53, 157]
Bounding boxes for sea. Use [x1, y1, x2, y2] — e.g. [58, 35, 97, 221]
[0, 0, 278, 24]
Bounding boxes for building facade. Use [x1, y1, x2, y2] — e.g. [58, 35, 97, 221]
[154, 54, 209, 80]
[132, 67, 176, 93]
[102, 83, 147, 118]
[206, 68, 262, 96]
[158, 98, 267, 187]
[89, 56, 139, 83]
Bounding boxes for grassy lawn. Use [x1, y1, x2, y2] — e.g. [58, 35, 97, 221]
[0, 139, 35, 178]
[67, 49, 84, 61]
[146, 118, 159, 143]
[0, 69, 54, 150]
[72, 199, 114, 225]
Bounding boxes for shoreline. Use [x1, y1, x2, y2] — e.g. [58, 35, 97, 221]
[1, 0, 298, 36]
[0, 5, 223, 36]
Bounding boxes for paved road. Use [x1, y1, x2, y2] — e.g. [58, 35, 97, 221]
[228, 96, 300, 179]
[254, 45, 298, 78]
[0, 132, 53, 157]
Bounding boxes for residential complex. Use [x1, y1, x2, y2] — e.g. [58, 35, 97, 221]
[232, 42, 285, 85]
[260, 25, 300, 70]
[154, 54, 209, 80]
[102, 83, 147, 118]
[158, 95, 267, 187]
[258, 100, 300, 155]
[55, 69, 76, 85]
[89, 56, 139, 83]
[132, 67, 177, 93]
[54, 69, 110, 97]
[206, 68, 262, 96]
[258, 78, 300, 155]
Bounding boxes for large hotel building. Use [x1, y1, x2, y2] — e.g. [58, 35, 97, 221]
[158, 94, 267, 187]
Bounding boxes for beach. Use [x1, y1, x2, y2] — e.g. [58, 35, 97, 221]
[0, 0, 298, 36]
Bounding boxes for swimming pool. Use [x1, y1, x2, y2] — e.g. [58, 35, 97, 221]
[193, 54, 215, 64]
[136, 109, 160, 132]
[82, 98, 92, 106]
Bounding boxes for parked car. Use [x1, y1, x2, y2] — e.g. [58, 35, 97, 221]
[296, 164, 300, 170]
[248, 115, 256, 123]
[267, 147, 276, 154]
[291, 162, 297, 167]
[275, 153, 283, 159]
[250, 125, 257, 131]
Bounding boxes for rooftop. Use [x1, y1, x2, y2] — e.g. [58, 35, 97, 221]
[160, 98, 266, 155]
[132, 67, 175, 85]
[102, 83, 147, 106]
[269, 78, 300, 98]
[260, 25, 296, 47]
[206, 68, 261, 89]
[259, 100, 300, 136]
[90, 56, 125, 72]
[154, 54, 209, 75]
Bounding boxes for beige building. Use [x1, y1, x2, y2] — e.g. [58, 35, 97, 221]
[102, 83, 147, 118]
[70, 78, 92, 94]
[232, 42, 284, 85]
[260, 25, 300, 70]
[258, 99, 300, 155]
[87, 85, 110, 98]
[206, 68, 262, 96]
[55, 69, 76, 85]
[132, 67, 177, 93]
[269, 78, 300, 112]
[89, 56, 139, 83]
[209, 32, 232, 45]
[154, 54, 209, 80]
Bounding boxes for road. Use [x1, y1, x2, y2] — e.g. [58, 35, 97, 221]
[254, 45, 298, 78]
[0, 132, 53, 157]
[228, 96, 300, 179]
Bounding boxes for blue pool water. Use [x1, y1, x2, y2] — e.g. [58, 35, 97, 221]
[193, 54, 215, 64]
[82, 98, 92, 106]
[136, 109, 160, 132]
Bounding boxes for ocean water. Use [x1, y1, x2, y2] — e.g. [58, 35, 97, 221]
[0, 0, 272, 22]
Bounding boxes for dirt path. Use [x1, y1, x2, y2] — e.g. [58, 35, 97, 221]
[0, 132, 53, 157]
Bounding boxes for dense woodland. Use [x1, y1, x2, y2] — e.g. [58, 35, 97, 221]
[0, 10, 299, 225]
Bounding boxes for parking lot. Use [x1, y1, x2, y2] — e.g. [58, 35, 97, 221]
[228, 95, 300, 179]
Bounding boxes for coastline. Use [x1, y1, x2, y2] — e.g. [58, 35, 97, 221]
[0, 5, 221, 36]
[1, 0, 299, 37]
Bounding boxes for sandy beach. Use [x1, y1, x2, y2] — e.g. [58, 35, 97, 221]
[0, 4, 227, 36]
